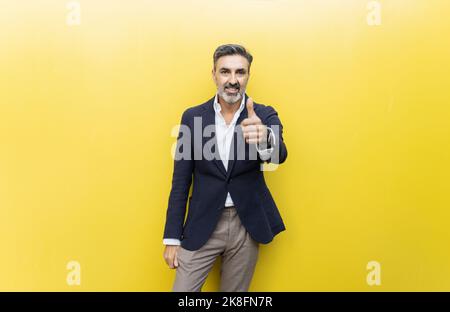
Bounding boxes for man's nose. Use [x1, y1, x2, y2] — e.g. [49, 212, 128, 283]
[229, 73, 238, 84]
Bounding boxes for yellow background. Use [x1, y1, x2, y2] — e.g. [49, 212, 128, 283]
[1, 0, 449, 291]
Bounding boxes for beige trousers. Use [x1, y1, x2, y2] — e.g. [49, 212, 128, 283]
[172, 206, 260, 292]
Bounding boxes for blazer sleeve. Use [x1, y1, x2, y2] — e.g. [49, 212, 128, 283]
[258, 105, 288, 164]
[163, 109, 194, 240]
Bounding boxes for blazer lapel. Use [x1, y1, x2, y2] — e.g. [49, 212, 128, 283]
[225, 93, 249, 179]
[202, 97, 228, 177]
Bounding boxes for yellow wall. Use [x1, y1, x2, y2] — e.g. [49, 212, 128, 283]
[1, 0, 449, 291]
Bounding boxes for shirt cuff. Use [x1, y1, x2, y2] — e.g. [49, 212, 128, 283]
[163, 238, 181, 245]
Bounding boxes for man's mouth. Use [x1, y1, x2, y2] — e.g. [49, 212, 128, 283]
[225, 87, 239, 94]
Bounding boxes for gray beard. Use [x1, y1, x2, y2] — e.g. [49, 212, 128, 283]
[219, 90, 243, 105]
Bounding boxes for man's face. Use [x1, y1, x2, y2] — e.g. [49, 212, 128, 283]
[212, 54, 250, 105]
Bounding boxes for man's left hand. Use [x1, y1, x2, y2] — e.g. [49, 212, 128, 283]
[241, 97, 268, 145]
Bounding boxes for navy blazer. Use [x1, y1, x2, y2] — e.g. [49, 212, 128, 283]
[163, 93, 288, 251]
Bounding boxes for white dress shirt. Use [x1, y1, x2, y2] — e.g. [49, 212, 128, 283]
[163, 94, 276, 245]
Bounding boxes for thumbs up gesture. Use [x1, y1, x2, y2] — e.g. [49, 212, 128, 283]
[241, 97, 268, 146]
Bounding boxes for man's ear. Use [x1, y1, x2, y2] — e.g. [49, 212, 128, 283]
[211, 68, 217, 84]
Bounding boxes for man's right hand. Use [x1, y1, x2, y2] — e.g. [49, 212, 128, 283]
[163, 245, 180, 269]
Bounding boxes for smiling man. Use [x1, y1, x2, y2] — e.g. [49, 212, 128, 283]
[163, 44, 288, 292]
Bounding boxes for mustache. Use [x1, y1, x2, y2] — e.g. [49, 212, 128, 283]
[224, 83, 240, 89]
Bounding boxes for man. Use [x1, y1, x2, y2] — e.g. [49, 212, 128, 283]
[163, 44, 288, 292]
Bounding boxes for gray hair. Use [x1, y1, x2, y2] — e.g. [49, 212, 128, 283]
[213, 44, 253, 72]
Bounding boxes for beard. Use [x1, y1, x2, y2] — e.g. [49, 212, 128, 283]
[218, 86, 244, 105]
